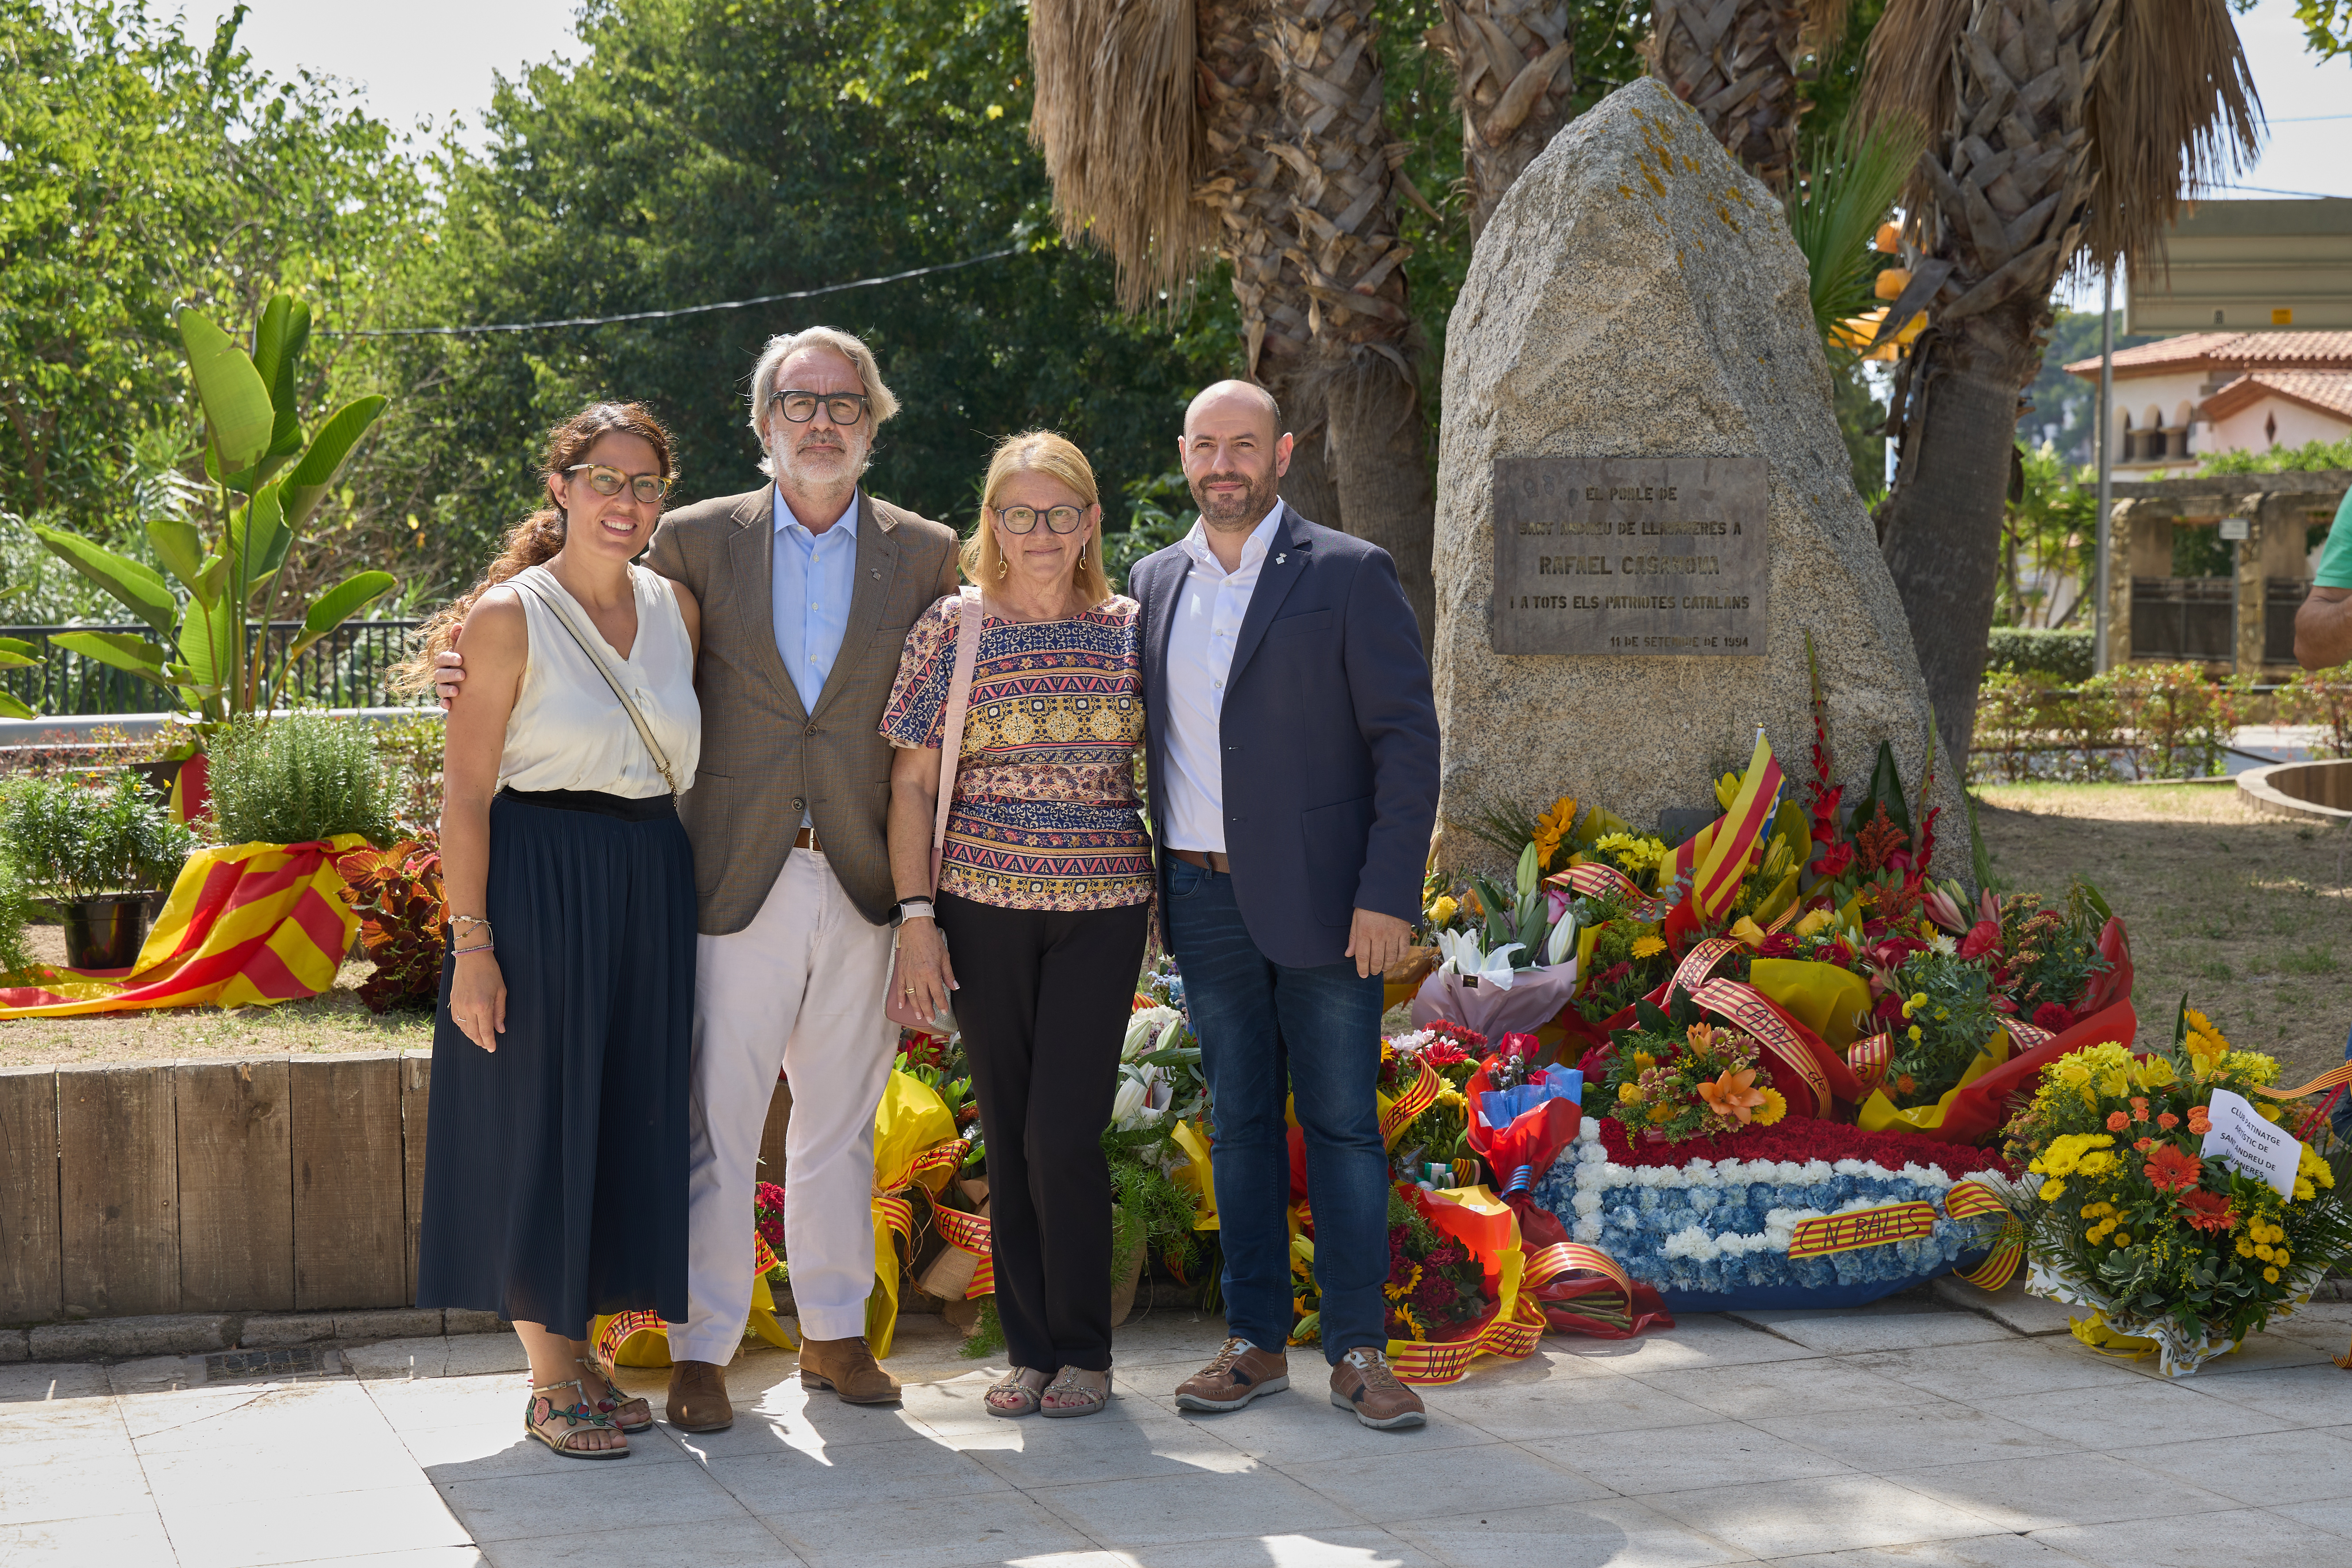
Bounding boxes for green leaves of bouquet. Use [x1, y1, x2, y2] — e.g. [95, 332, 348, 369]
[31, 294, 394, 724]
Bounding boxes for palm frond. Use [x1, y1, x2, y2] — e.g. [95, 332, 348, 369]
[1784, 112, 1926, 359]
[1028, 0, 1214, 310]
[2078, 0, 2261, 278]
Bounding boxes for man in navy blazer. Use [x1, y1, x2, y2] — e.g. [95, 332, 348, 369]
[1132, 381, 1440, 1430]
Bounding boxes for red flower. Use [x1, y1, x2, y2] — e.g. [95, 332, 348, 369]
[1959, 920, 2003, 962]
[2144, 1143, 2203, 1193]
[1422, 1040, 1471, 1067]
[2106, 1111, 2130, 1132]
[1594, 1109, 2012, 1180]
[1812, 840, 1856, 879]
[2032, 1001, 2072, 1033]
[2178, 1189, 2236, 1233]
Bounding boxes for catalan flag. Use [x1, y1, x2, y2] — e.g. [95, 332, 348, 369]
[0, 835, 372, 1020]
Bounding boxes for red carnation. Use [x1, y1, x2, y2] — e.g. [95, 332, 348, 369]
[2032, 1001, 2072, 1033]
[2144, 1143, 2203, 1193]
[1959, 920, 2002, 962]
[1414, 1272, 1458, 1310]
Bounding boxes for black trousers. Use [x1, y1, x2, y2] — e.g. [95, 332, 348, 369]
[935, 891, 1152, 1373]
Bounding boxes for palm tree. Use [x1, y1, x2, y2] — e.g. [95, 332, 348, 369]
[1855, 0, 2257, 764]
[1422, 1, 1579, 241]
[1027, 0, 1436, 640]
[1649, 0, 1816, 191]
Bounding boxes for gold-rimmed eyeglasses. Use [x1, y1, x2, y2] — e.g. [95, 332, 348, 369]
[565, 464, 672, 504]
[768, 390, 871, 425]
[993, 504, 1088, 536]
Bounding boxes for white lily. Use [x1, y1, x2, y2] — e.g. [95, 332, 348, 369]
[1544, 911, 1579, 969]
[1111, 1065, 1168, 1131]
[1436, 928, 1522, 989]
[1124, 1005, 1180, 1063]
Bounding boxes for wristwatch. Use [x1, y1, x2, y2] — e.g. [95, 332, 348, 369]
[890, 897, 935, 928]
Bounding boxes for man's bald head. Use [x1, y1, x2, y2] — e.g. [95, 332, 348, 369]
[1180, 380, 1292, 535]
[1184, 379, 1282, 443]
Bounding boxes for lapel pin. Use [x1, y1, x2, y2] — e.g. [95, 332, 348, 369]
[1275, 553, 1287, 565]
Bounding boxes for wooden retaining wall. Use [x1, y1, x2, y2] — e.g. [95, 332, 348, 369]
[0, 1054, 792, 1325]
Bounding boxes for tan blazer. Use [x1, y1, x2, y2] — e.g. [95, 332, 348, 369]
[645, 485, 960, 935]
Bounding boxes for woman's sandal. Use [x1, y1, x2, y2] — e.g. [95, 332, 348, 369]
[524, 1379, 628, 1459]
[577, 1358, 655, 1433]
[1039, 1366, 1112, 1419]
[985, 1366, 1050, 1418]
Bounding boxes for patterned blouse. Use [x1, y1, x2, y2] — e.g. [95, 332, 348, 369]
[881, 594, 1152, 912]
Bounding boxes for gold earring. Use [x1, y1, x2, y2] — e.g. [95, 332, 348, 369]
[996, 558, 1008, 579]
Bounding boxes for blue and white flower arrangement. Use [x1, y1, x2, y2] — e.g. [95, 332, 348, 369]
[1533, 1118, 1993, 1308]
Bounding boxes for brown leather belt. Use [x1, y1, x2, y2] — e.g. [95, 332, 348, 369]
[793, 826, 823, 852]
[1171, 848, 1230, 873]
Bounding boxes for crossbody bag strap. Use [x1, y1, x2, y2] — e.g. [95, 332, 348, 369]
[927, 588, 984, 893]
[511, 573, 681, 800]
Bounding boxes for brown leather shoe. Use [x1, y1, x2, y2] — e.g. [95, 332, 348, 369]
[664, 1359, 734, 1433]
[1329, 1346, 1425, 1429]
[799, 1336, 901, 1404]
[1173, 1337, 1290, 1412]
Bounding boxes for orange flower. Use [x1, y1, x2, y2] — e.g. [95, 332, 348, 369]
[1896, 1074, 1916, 1095]
[2178, 1189, 2236, 1233]
[2106, 1111, 2130, 1132]
[1697, 1067, 1768, 1124]
[2131, 1097, 2150, 1124]
[2156, 1112, 2178, 1131]
[2187, 1105, 2211, 1135]
[2145, 1143, 2203, 1193]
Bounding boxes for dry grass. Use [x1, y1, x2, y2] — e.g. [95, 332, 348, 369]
[1977, 782, 2352, 1086]
[0, 926, 432, 1067]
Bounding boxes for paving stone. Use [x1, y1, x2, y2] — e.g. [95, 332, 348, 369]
[0, 1329, 27, 1364]
[1931, 1275, 2081, 1336]
[28, 1313, 237, 1361]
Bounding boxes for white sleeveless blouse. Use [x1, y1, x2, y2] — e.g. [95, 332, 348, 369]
[499, 564, 701, 799]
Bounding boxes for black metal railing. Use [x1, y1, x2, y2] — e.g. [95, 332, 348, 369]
[0, 621, 421, 717]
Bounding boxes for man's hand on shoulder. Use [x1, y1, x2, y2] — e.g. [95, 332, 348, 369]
[1345, 908, 1414, 981]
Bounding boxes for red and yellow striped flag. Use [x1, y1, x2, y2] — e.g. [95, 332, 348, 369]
[0, 835, 371, 1020]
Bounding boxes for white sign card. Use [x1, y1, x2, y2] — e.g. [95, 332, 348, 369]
[2199, 1088, 2299, 1200]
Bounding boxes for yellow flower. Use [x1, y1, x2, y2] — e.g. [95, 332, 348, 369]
[2265, 1266, 2282, 1283]
[1647, 1104, 1674, 1124]
[1730, 916, 1767, 947]
[2297, 1180, 2317, 1201]
[1794, 908, 1832, 938]
[1633, 1051, 1657, 1071]
[1618, 1082, 1643, 1105]
[1753, 1087, 1788, 1127]
[2039, 1178, 2066, 1202]
[1630, 934, 1667, 960]
[2113, 1232, 2132, 1247]
[2133, 1056, 2178, 1090]
[1428, 895, 1459, 927]
[1907, 1024, 1923, 1043]
[2237, 1240, 2255, 1257]
[2299, 1143, 2336, 1192]
[2258, 1102, 2283, 1123]
[2276, 1249, 2292, 1268]
[1908, 991, 1928, 1013]
[2256, 1244, 2275, 1262]
[1531, 796, 1578, 865]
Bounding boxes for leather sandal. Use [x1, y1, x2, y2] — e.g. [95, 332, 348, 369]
[577, 1358, 655, 1433]
[1039, 1365, 1111, 1419]
[985, 1367, 1050, 1418]
[523, 1379, 627, 1459]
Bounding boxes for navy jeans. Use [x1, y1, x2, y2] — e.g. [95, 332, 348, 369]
[1164, 856, 1388, 1362]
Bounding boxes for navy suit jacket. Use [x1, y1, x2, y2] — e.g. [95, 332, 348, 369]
[1132, 505, 1441, 970]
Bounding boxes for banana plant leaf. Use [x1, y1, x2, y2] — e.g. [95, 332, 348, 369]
[279, 396, 387, 532]
[0, 635, 37, 667]
[251, 296, 312, 469]
[229, 485, 292, 590]
[27, 524, 178, 636]
[145, 518, 213, 607]
[178, 307, 275, 479]
[0, 693, 30, 720]
[285, 571, 397, 662]
[48, 630, 174, 689]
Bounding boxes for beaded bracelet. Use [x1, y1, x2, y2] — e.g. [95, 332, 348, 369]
[450, 941, 495, 957]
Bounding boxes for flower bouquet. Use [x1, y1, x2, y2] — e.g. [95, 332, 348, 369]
[1414, 838, 1580, 1039]
[1995, 1008, 2352, 1375]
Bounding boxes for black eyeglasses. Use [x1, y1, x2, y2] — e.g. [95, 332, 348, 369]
[566, 464, 672, 504]
[993, 504, 1087, 536]
[768, 390, 870, 425]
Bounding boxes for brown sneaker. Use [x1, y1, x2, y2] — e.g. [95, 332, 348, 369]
[664, 1359, 734, 1433]
[799, 1336, 902, 1404]
[1173, 1337, 1290, 1412]
[1329, 1346, 1425, 1429]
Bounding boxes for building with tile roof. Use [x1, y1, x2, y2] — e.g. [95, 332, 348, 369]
[2064, 332, 2352, 471]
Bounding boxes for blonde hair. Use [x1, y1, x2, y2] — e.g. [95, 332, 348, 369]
[395, 402, 676, 694]
[748, 325, 900, 477]
[962, 430, 1112, 605]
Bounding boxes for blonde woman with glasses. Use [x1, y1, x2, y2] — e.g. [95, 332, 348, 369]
[881, 431, 1151, 1419]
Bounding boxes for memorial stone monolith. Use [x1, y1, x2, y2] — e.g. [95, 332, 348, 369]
[1431, 77, 1966, 870]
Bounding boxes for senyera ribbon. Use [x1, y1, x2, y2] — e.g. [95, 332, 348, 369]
[1549, 862, 1674, 923]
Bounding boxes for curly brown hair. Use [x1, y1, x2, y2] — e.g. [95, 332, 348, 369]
[395, 401, 675, 695]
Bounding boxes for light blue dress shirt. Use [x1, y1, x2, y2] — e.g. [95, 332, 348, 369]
[773, 488, 859, 826]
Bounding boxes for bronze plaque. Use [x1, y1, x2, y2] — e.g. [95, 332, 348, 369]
[1491, 456, 1768, 657]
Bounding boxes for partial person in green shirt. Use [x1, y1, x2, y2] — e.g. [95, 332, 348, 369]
[2295, 489, 2352, 669]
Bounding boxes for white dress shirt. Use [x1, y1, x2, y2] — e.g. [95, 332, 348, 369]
[1161, 502, 1286, 853]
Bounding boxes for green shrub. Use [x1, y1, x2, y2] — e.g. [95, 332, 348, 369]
[0, 771, 194, 899]
[2276, 664, 2352, 760]
[0, 850, 35, 973]
[2196, 437, 2352, 476]
[208, 713, 393, 847]
[1984, 627, 2094, 684]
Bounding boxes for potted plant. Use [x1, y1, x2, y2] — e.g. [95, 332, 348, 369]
[0, 772, 196, 969]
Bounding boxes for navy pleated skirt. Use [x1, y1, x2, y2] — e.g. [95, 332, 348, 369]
[415, 789, 694, 1333]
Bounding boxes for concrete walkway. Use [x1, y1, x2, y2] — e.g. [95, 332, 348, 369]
[9, 1286, 2352, 1568]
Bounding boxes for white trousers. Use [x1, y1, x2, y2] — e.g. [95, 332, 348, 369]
[673, 849, 897, 1362]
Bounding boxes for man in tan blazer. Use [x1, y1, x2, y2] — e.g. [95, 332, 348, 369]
[444, 328, 958, 1426]
[653, 328, 959, 1427]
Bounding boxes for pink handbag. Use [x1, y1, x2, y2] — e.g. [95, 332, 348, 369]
[885, 589, 982, 1034]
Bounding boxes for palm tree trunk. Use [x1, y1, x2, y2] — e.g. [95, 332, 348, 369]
[1255, 0, 1437, 644]
[1650, 0, 1806, 192]
[1874, 0, 2123, 765]
[1424, 1, 1578, 242]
